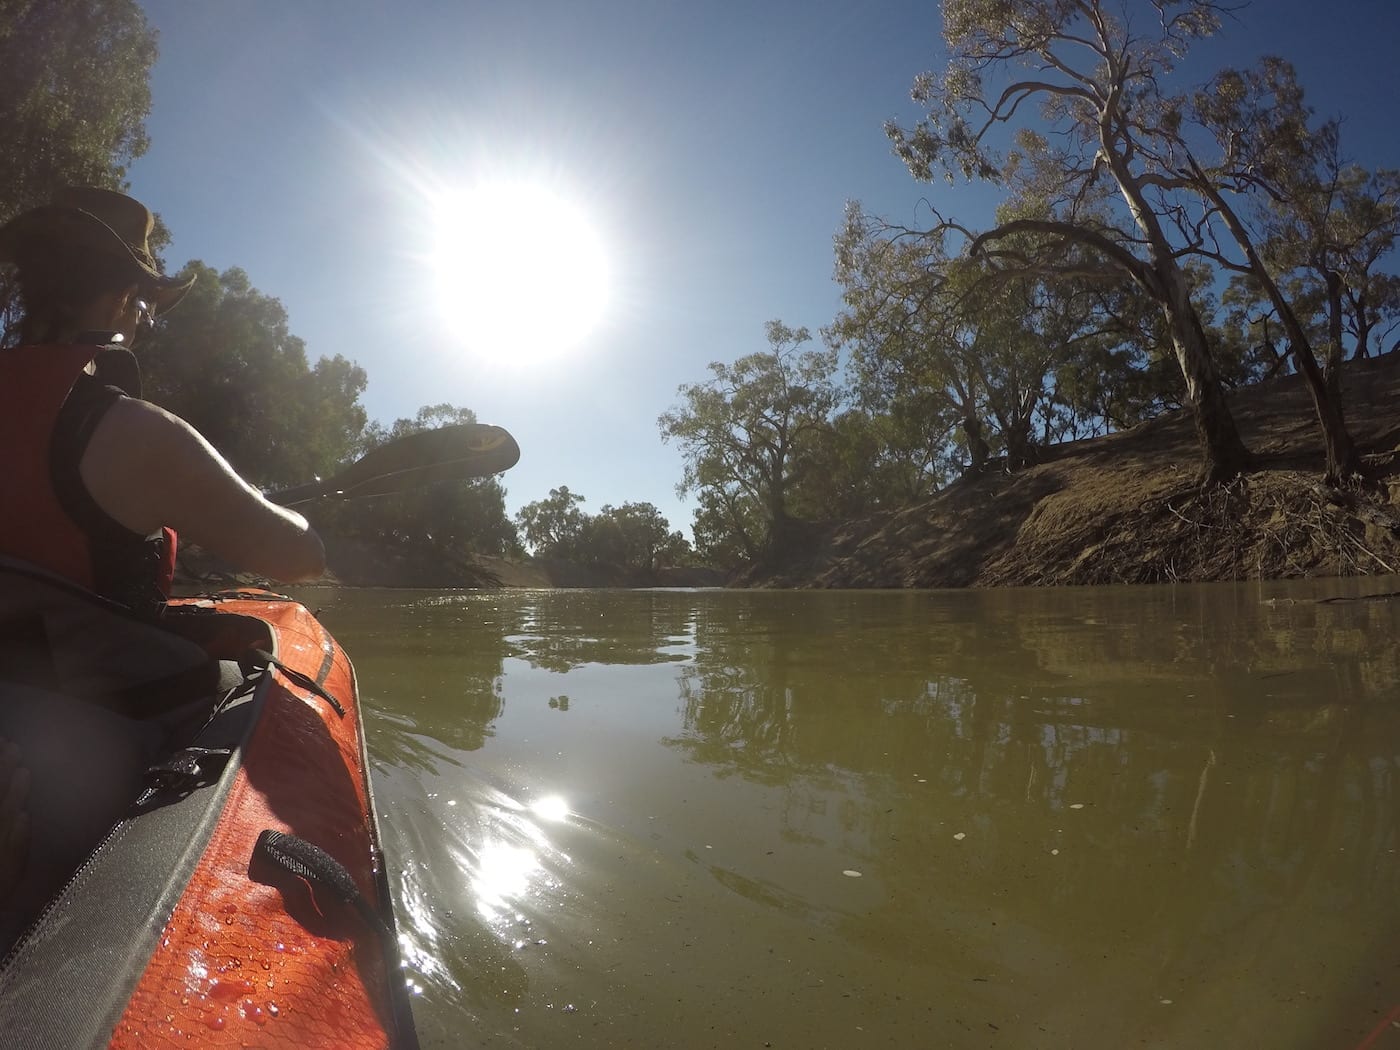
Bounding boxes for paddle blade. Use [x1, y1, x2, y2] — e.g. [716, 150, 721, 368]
[267, 423, 520, 506]
[335, 423, 521, 498]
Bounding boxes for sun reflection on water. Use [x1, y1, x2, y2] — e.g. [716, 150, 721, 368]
[530, 794, 571, 822]
[449, 790, 575, 927]
[388, 778, 579, 1008]
[469, 842, 543, 920]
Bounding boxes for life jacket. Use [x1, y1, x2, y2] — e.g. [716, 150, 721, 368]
[0, 343, 176, 612]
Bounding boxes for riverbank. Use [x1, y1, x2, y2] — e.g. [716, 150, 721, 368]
[742, 353, 1400, 588]
[175, 355, 1399, 595]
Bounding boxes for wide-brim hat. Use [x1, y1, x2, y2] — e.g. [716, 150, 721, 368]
[0, 187, 195, 315]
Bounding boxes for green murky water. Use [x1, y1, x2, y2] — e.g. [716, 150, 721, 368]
[306, 578, 1400, 1049]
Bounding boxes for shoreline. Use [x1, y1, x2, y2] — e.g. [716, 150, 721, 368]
[176, 354, 1400, 595]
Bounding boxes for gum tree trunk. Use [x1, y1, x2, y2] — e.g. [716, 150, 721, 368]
[1163, 273, 1253, 485]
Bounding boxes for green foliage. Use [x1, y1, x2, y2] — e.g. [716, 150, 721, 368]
[139, 262, 367, 486]
[590, 502, 691, 571]
[516, 486, 588, 557]
[0, 0, 159, 339]
[0, 0, 156, 219]
[516, 490, 693, 570]
[690, 487, 764, 571]
[788, 410, 940, 520]
[659, 321, 840, 558]
[1194, 59, 1400, 367]
[832, 205, 1151, 481]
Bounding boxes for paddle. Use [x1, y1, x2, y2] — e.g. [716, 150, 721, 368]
[266, 423, 521, 507]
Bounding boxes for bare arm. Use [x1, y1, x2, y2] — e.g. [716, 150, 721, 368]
[79, 398, 326, 582]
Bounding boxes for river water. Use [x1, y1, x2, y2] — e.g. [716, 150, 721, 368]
[306, 578, 1400, 1049]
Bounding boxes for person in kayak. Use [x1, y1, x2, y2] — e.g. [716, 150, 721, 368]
[0, 187, 327, 607]
[0, 187, 326, 903]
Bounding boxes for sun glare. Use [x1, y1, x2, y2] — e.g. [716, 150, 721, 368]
[430, 182, 609, 360]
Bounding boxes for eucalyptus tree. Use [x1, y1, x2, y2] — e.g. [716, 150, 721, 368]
[690, 486, 764, 570]
[1056, 275, 1191, 432]
[0, 0, 155, 217]
[659, 321, 840, 556]
[886, 0, 1252, 484]
[587, 502, 691, 571]
[1187, 58, 1387, 481]
[833, 202, 1135, 476]
[790, 409, 950, 520]
[1330, 172, 1400, 360]
[0, 0, 159, 342]
[832, 208, 995, 475]
[140, 262, 368, 486]
[834, 220, 975, 474]
[515, 486, 588, 557]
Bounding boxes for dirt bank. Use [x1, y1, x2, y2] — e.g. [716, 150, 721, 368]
[745, 354, 1400, 589]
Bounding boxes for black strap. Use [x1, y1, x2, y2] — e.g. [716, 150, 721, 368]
[238, 648, 345, 718]
[89, 344, 142, 399]
[250, 830, 389, 940]
[144, 747, 234, 794]
[50, 361, 169, 619]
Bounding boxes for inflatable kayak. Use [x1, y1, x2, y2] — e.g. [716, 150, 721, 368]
[0, 558, 418, 1048]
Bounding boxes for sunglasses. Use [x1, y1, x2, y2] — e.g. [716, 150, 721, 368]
[134, 298, 156, 328]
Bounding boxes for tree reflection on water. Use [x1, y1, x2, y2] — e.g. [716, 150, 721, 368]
[663, 584, 1400, 1043]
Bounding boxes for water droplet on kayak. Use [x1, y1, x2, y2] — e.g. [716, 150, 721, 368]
[267, 1002, 280, 1017]
[209, 978, 255, 1001]
[203, 1014, 226, 1031]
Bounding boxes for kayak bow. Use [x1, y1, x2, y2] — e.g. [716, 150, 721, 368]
[0, 565, 417, 1048]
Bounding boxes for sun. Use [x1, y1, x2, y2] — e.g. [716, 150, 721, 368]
[430, 181, 609, 360]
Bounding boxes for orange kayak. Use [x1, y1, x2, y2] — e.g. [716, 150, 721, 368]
[0, 571, 417, 1048]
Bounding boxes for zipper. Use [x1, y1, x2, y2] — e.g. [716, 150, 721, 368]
[0, 790, 150, 973]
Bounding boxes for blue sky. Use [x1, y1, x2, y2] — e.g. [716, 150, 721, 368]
[130, 1, 1400, 538]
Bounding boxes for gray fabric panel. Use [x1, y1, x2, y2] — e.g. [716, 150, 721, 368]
[0, 557, 212, 699]
[0, 670, 262, 1049]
